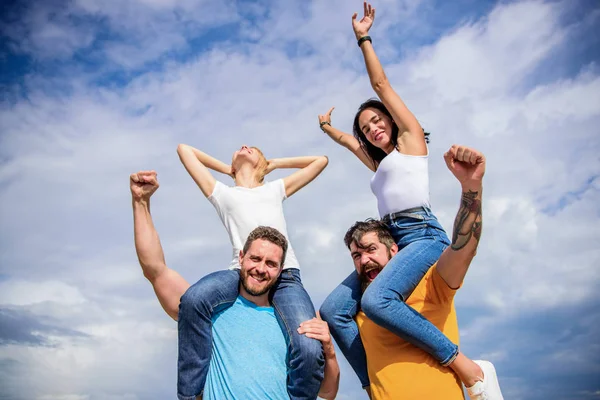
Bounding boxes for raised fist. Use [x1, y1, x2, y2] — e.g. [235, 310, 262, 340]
[130, 170, 159, 201]
[443, 145, 486, 187]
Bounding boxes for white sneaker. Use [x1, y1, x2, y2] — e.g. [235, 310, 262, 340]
[466, 360, 504, 400]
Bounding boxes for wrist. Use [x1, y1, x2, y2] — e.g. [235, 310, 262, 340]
[324, 349, 336, 359]
[357, 35, 372, 47]
[323, 342, 336, 358]
[460, 182, 482, 194]
[319, 121, 331, 132]
[132, 197, 150, 208]
[355, 30, 368, 40]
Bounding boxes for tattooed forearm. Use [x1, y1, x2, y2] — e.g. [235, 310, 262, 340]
[451, 190, 482, 250]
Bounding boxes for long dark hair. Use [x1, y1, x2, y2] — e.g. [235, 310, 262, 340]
[352, 98, 430, 168]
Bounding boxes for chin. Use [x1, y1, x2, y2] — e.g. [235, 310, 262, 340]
[243, 280, 274, 297]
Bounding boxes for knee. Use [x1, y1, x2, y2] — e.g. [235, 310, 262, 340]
[178, 286, 200, 319]
[179, 280, 214, 316]
[182, 271, 233, 306]
[319, 295, 355, 327]
[319, 301, 336, 326]
[361, 284, 396, 320]
[294, 333, 325, 364]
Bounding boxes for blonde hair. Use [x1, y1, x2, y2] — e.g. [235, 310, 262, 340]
[252, 147, 268, 183]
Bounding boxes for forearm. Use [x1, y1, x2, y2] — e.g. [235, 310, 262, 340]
[318, 346, 340, 399]
[359, 39, 389, 93]
[322, 124, 357, 149]
[451, 182, 483, 251]
[269, 156, 326, 169]
[321, 124, 375, 171]
[177, 144, 231, 176]
[437, 182, 483, 288]
[133, 199, 168, 281]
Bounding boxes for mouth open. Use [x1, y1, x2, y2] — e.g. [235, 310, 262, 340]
[365, 268, 381, 281]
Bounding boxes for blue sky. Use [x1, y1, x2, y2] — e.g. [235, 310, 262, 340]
[1, 0, 599, 399]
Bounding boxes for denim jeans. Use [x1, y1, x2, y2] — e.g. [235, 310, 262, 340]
[320, 207, 457, 388]
[177, 268, 324, 400]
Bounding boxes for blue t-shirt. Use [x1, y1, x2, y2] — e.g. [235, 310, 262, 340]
[203, 296, 288, 400]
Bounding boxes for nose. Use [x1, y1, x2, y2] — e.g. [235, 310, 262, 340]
[369, 122, 379, 135]
[360, 253, 371, 267]
[254, 260, 267, 274]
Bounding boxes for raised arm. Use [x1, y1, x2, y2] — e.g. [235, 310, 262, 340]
[270, 155, 329, 197]
[131, 171, 190, 320]
[298, 312, 340, 399]
[318, 106, 376, 172]
[177, 144, 233, 197]
[352, 3, 426, 153]
[436, 146, 485, 289]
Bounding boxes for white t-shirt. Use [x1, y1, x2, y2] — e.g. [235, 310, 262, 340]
[208, 179, 300, 270]
[370, 149, 431, 218]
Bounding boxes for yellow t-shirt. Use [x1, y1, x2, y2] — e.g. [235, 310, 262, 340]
[356, 264, 464, 400]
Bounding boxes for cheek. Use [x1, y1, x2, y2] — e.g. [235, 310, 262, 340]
[380, 121, 392, 134]
[269, 269, 280, 279]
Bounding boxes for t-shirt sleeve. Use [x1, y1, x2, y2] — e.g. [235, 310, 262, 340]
[271, 179, 287, 201]
[423, 263, 459, 305]
[207, 180, 227, 210]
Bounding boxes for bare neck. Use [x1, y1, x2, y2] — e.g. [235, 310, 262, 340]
[382, 142, 397, 155]
[234, 166, 262, 188]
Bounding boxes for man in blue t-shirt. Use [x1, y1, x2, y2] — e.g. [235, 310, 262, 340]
[131, 171, 340, 400]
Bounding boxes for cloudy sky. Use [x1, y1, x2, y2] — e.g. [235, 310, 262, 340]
[1, 0, 599, 399]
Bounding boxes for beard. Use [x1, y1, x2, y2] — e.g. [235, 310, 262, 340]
[359, 261, 384, 292]
[359, 250, 393, 291]
[240, 267, 278, 296]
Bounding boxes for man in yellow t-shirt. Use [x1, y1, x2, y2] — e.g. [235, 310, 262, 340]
[355, 263, 463, 399]
[341, 146, 501, 399]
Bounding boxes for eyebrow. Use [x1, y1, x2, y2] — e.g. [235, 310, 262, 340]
[351, 240, 376, 255]
[361, 115, 378, 133]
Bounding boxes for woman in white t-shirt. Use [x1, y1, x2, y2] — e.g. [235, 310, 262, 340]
[318, 3, 502, 400]
[175, 143, 328, 400]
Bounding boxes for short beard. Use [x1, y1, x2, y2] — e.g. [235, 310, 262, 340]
[240, 268, 277, 296]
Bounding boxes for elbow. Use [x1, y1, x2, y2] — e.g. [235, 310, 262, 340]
[177, 143, 190, 156]
[142, 268, 158, 283]
[372, 77, 391, 94]
[141, 262, 165, 283]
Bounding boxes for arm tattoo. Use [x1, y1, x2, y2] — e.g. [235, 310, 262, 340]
[451, 190, 482, 250]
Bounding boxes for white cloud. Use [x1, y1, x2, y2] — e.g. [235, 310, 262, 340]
[0, 281, 86, 307]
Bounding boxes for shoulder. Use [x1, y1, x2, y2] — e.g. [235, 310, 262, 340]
[263, 179, 286, 198]
[208, 180, 231, 201]
[422, 264, 458, 304]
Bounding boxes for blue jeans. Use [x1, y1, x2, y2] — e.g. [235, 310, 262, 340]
[177, 268, 324, 400]
[319, 207, 457, 388]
